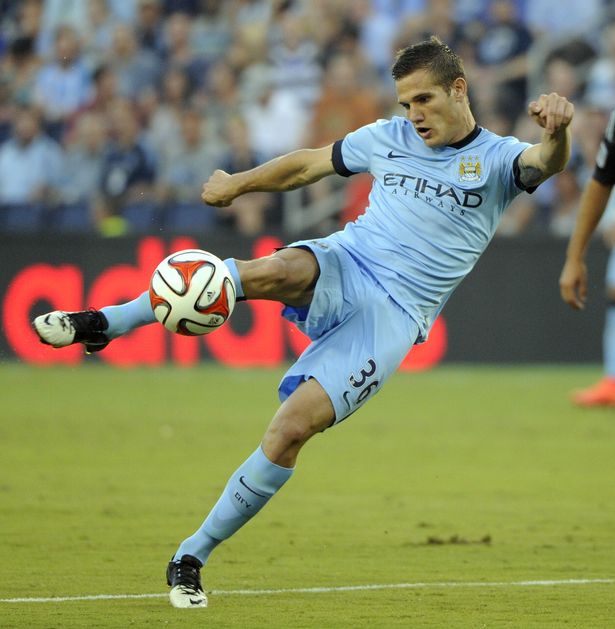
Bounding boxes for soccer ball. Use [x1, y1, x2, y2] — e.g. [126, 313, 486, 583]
[149, 249, 236, 335]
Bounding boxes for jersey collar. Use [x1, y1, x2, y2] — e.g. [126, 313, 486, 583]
[447, 124, 481, 150]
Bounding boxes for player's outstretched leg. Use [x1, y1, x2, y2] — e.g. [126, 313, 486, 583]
[31, 256, 246, 353]
[166, 378, 335, 609]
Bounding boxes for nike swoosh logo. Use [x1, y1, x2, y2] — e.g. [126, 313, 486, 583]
[387, 150, 409, 159]
[239, 475, 267, 498]
[343, 391, 352, 410]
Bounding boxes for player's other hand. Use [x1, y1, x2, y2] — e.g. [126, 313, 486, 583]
[528, 93, 574, 135]
[202, 170, 235, 207]
[559, 258, 587, 310]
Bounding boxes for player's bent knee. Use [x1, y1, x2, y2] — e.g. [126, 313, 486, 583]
[265, 415, 315, 449]
[261, 413, 324, 466]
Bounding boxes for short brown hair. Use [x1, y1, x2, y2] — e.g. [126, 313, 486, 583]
[391, 36, 465, 92]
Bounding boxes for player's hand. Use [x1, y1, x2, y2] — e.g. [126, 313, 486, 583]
[559, 258, 587, 310]
[528, 93, 574, 135]
[202, 170, 236, 207]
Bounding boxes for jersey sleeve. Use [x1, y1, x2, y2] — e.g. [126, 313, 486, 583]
[495, 136, 535, 196]
[332, 121, 382, 177]
[593, 110, 615, 186]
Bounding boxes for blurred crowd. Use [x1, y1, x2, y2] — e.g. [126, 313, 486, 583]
[0, 0, 614, 237]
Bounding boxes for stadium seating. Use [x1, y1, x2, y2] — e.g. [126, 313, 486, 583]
[120, 201, 163, 233]
[48, 202, 93, 233]
[163, 201, 218, 233]
[0, 203, 46, 232]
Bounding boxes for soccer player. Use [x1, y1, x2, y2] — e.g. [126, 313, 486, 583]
[33, 37, 573, 608]
[560, 109, 615, 406]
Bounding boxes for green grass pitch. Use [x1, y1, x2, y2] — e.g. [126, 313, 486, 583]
[1, 363, 614, 628]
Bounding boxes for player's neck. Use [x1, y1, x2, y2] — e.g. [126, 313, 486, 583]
[449, 111, 476, 145]
[448, 122, 479, 149]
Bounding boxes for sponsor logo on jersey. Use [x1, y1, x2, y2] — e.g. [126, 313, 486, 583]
[383, 172, 483, 209]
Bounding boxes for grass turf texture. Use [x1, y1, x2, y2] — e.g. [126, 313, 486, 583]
[0, 363, 614, 628]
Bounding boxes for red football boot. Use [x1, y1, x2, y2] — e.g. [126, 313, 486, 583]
[571, 377, 615, 407]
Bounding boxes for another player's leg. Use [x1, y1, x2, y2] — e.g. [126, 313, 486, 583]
[572, 297, 615, 406]
[572, 254, 615, 406]
[167, 378, 334, 608]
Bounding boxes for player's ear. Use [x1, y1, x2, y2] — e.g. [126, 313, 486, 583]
[452, 77, 467, 101]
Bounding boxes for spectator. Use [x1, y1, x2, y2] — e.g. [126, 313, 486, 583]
[146, 66, 193, 163]
[191, 0, 233, 65]
[36, 0, 89, 58]
[548, 165, 583, 237]
[0, 73, 12, 145]
[305, 52, 383, 225]
[83, 0, 119, 68]
[161, 0, 201, 16]
[0, 106, 64, 205]
[0, 35, 40, 109]
[157, 108, 222, 205]
[308, 53, 383, 148]
[33, 24, 93, 139]
[77, 64, 119, 121]
[268, 10, 322, 108]
[396, 0, 469, 51]
[584, 21, 615, 111]
[198, 59, 241, 152]
[472, 0, 533, 123]
[107, 23, 160, 101]
[161, 11, 208, 90]
[13, 0, 44, 47]
[106, 0, 139, 25]
[542, 55, 584, 102]
[525, 0, 603, 39]
[574, 106, 611, 186]
[136, 0, 165, 57]
[217, 115, 272, 235]
[240, 66, 309, 162]
[351, 0, 424, 78]
[232, 0, 272, 30]
[58, 111, 106, 205]
[95, 100, 156, 231]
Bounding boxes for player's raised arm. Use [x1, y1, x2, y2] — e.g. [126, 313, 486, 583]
[202, 144, 336, 207]
[516, 92, 574, 189]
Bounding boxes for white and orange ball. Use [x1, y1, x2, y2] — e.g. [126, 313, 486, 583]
[149, 249, 236, 335]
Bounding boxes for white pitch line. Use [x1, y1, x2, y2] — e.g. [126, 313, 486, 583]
[1, 578, 613, 604]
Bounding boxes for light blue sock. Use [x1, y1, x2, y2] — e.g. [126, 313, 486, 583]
[604, 306, 615, 378]
[100, 291, 156, 339]
[224, 258, 244, 299]
[173, 446, 294, 565]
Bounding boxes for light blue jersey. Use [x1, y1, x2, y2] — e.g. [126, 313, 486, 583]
[280, 118, 535, 422]
[331, 116, 533, 341]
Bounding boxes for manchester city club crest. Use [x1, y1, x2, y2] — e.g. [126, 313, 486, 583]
[458, 155, 482, 182]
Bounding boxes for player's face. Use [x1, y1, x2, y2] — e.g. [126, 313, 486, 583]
[395, 69, 472, 148]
